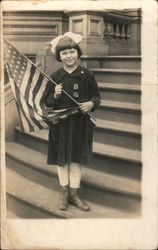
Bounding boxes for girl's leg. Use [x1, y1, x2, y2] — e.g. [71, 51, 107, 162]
[69, 163, 90, 211]
[57, 164, 69, 187]
[57, 165, 69, 210]
[69, 162, 81, 188]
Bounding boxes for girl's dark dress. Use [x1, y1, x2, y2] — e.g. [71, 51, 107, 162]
[43, 65, 101, 166]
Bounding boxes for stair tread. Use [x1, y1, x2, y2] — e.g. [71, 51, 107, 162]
[81, 55, 141, 59]
[6, 142, 141, 195]
[97, 119, 141, 134]
[15, 127, 141, 162]
[101, 100, 141, 111]
[94, 142, 141, 162]
[16, 116, 141, 135]
[98, 82, 141, 91]
[7, 167, 135, 218]
[90, 68, 141, 73]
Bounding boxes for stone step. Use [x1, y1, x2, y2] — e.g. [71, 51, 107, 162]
[81, 55, 141, 69]
[95, 100, 141, 124]
[6, 167, 140, 218]
[91, 68, 141, 84]
[6, 142, 141, 197]
[97, 119, 141, 134]
[98, 82, 141, 91]
[14, 126, 142, 181]
[94, 142, 141, 163]
[98, 82, 141, 103]
[95, 119, 141, 150]
[15, 118, 141, 151]
[14, 127, 141, 163]
[100, 100, 141, 112]
[7, 193, 53, 219]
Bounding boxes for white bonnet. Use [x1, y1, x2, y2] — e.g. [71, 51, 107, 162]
[50, 32, 83, 54]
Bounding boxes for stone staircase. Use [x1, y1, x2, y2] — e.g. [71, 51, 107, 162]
[6, 55, 142, 218]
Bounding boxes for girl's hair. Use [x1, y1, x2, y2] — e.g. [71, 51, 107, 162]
[55, 36, 82, 62]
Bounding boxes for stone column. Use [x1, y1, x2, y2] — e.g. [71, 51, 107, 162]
[66, 10, 108, 55]
[124, 9, 141, 55]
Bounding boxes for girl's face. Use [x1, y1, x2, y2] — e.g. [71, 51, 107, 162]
[59, 48, 78, 67]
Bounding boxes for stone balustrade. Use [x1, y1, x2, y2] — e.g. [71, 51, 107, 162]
[103, 22, 130, 40]
[3, 8, 141, 57]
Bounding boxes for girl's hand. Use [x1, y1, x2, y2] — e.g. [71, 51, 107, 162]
[79, 101, 94, 113]
[54, 83, 63, 99]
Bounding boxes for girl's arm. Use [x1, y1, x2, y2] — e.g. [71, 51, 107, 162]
[79, 72, 101, 113]
[42, 71, 62, 107]
[42, 83, 55, 107]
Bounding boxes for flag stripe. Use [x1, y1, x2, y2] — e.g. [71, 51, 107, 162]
[19, 105, 30, 132]
[24, 64, 44, 130]
[16, 87, 36, 131]
[21, 62, 31, 97]
[25, 64, 35, 101]
[32, 73, 44, 115]
[31, 69, 41, 113]
[34, 77, 48, 117]
[12, 78, 34, 131]
[8, 76, 32, 131]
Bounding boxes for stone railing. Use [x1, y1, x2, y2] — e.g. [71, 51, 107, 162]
[102, 9, 141, 54]
[103, 22, 130, 40]
[103, 9, 141, 40]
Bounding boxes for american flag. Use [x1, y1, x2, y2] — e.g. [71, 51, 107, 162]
[3, 39, 51, 132]
[3, 39, 80, 132]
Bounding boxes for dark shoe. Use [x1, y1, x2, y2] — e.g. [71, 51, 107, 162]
[58, 185, 69, 210]
[69, 188, 90, 211]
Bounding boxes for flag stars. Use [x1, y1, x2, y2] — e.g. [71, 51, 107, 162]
[17, 61, 20, 64]
[16, 65, 19, 69]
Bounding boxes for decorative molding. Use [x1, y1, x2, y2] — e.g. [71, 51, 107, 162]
[89, 19, 101, 36]
[72, 19, 83, 34]
[3, 24, 58, 36]
[3, 11, 67, 17]
[65, 10, 105, 17]
[4, 36, 55, 42]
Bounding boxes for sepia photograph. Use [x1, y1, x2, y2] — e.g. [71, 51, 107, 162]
[1, 0, 157, 249]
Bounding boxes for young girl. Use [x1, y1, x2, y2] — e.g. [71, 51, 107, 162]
[43, 32, 101, 211]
